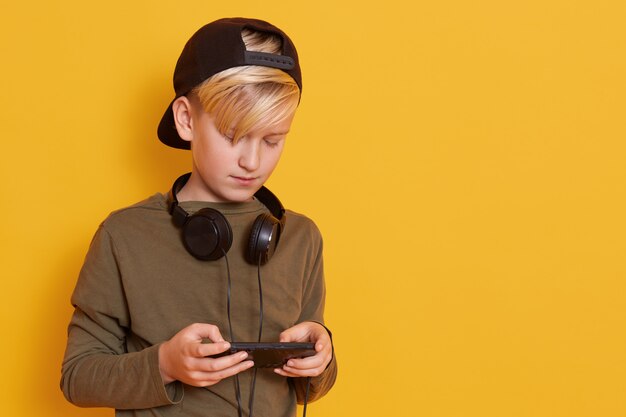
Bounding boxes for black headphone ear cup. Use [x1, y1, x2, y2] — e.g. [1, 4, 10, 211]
[182, 208, 233, 261]
[246, 213, 280, 265]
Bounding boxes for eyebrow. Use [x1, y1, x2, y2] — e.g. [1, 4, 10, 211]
[265, 131, 290, 137]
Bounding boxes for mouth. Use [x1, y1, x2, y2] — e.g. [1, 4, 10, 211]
[231, 176, 258, 186]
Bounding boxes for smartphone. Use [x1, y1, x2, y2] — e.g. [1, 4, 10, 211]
[209, 342, 316, 368]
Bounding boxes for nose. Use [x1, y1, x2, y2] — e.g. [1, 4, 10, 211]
[238, 138, 261, 172]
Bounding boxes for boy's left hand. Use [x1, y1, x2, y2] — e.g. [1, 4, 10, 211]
[274, 321, 333, 378]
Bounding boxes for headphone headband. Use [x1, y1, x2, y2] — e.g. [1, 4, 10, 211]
[167, 173, 285, 222]
[167, 173, 286, 262]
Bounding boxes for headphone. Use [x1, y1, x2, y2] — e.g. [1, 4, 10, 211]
[167, 173, 286, 264]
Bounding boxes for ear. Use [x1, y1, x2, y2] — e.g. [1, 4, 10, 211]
[172, 96, 194, 143]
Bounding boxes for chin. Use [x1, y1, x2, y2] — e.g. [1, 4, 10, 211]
[220, 189, 257, 203]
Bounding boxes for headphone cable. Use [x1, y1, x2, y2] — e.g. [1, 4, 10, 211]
[256, 255, 264, 342]
[248, 255, 264, 417]
[225, 249, 310, 417]
[223, 250, 244, 417]
[303, 376, 311, 417]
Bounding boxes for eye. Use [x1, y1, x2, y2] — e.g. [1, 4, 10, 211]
[264, 139, 281, 148]
[263, 135, 285, 148]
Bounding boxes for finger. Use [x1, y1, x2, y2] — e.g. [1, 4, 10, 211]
[190, 360, 255, 387]
[290, 340, 332, 367]
[195, 340, 231, 358]
[278, 346, 331, 376]
[280, 329, 311, 343]
[274, 367, 298, 378]
[279, 329, 296, 343]
[189, 323, 225, 343]
[203, 324, 226, 343]
[194, 350, 250, 372]
[274, 365, 324, 378]
[280, 322, 329, 344]
[314, 332, 331, 348]
[284, 353, 326, 371]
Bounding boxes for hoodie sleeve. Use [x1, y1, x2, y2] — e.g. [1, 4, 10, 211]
[291, 223, 338, 403]
[60, 225, 183, 409]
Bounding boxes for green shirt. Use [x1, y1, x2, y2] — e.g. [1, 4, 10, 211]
[61, 193, 337, 416]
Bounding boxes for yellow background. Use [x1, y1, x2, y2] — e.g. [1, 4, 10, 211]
[1, 1, 625, 416]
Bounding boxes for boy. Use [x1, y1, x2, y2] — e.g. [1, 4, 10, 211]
[61, 17, 337, 417]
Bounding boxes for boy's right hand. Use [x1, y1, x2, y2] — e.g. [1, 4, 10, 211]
[158, 323, 254, 387]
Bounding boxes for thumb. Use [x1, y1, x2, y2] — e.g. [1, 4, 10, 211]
[279, 328, 292, 343]
[184, 323, 226, 343]
[279, 322, 309, 343]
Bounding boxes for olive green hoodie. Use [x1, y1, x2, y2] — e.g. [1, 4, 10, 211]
[61, 193, 337, 416]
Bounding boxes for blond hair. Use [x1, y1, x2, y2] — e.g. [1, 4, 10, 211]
[191, 29, 300, 142]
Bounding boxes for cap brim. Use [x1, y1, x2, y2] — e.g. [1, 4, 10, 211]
[157, 98, 191, 150]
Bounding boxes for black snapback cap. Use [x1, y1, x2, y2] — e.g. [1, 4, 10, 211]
[157, 17, 302, 150]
